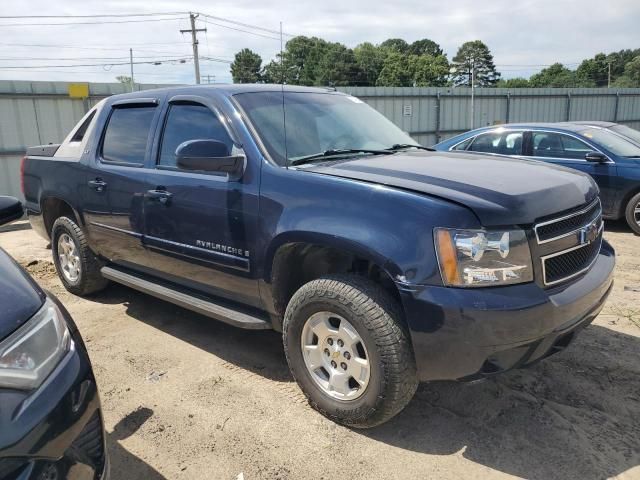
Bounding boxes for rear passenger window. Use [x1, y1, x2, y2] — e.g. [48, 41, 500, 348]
[467, 131, 523, 155]
[102, 106, 156, 164]
[158, 103, 233, 168]
[70, 110, 96, 143]
[532, 132, 592, 159]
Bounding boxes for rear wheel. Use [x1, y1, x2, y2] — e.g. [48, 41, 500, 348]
[283, 274, 418, 428]
[51, 216, 109, 295]
[624, 192, 640, 235]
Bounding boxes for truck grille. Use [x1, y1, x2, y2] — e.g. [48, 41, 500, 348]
[535, 199, 601, 243]
[535, 200, 603, 286]
[542, 234, 603, 285]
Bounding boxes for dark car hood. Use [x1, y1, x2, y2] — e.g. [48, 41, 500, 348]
[0, 249, 45, 340]
[304, 151, 599, 225]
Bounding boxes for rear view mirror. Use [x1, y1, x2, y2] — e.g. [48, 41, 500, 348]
[0, 196, 23, 226]
[176, 139, 245, 179]
[585, 151, 608, 163]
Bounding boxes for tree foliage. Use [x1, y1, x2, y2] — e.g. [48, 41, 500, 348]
[230, 38, 640, 89]
[451, 40, 500, 86]
[230, 48, 262, 83]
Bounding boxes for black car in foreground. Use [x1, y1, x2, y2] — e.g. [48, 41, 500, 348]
[0, 197, 108, 480]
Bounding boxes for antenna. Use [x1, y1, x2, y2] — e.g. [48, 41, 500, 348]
[280, 21, 289, 168]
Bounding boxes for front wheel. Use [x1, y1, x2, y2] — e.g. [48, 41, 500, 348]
[625, 192, 640, 235]
[283, 275, 418, 428]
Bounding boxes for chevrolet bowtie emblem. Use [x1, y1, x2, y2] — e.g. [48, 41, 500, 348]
[332, 351, 340, 359]
[580, 221, 600, 245]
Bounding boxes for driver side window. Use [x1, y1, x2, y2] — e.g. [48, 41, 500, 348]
[158, 103, 232, 168]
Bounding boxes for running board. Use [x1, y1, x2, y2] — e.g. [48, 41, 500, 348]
[100, 266, 271, 330]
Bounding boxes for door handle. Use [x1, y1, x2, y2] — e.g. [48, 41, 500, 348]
[88, 179, 107, 192]
[146, 189, 173, 205]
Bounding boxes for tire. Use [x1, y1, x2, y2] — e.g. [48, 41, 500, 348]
[283, 274, 418, 428]
[624, 192, 640, 235]
[51, 216, 109, 295]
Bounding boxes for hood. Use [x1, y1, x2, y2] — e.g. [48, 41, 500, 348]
[304, 151, 599, 226]
[0, 249, 45, 340]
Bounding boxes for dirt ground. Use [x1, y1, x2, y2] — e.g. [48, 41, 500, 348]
[0, 220, 639, 480]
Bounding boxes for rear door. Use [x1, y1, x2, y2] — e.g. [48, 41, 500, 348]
[525, 130, 617, 214]
[141, 95, 261, 307]
[84, 98, 162, 268]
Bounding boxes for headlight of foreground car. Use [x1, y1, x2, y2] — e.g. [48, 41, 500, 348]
[435, 228, 533, 287]
[0, 298, 71, 390]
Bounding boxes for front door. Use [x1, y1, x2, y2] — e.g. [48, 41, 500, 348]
[526, 131, 617, 214]
[142, 97, 261, 307]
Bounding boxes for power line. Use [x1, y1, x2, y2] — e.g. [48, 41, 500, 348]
[0, 17, 186, 27]
[197, 12, 294, 37]
[198, 18, 282, 41]
[0, 12, 186, 18]
[0, 57, 194, 69]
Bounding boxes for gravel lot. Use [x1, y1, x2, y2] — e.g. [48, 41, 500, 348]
[1, 221, 639, 480]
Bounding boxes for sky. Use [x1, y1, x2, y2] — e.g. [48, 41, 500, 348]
[0, 0, 639, 86]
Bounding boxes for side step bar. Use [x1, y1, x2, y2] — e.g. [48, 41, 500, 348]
[101, 266, 272, 330]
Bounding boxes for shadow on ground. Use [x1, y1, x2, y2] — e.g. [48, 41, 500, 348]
[107, 406, 168, 479]
[89, 283, 640, 480]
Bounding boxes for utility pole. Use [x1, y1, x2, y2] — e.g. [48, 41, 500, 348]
[181, 12, 206, 84]
[129, 48, 135, 92]
[470, 57, 475, 130]
[200, 74, 215, 84]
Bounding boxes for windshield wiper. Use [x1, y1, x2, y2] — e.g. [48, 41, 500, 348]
[386, 143, 435, 152]
[290, 148, 389, 166]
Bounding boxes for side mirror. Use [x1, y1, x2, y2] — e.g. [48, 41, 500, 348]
[0, 196, 23, 226]
[176, 139, 245, 179]
[585, 151, 608, 163]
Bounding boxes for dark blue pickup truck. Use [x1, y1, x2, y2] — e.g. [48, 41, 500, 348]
[22, 85, 615, 427]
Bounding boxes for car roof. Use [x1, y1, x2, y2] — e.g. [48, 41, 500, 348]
[467, 122, 616, 134]
[104, 83, 344, 101]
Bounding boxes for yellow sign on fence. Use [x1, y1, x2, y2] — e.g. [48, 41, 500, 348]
[68, 83, 89, 99]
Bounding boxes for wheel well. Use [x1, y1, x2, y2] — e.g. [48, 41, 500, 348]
[270, 243, 403, 330]
[620, 187, 640, 219]
[42, 198, 77, 237]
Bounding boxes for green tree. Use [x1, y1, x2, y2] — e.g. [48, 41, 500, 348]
[529, 63, 594, 87]
[116, 75, 132, 84]
[380, 38, 410, 54]
[317, 42, 360, 86]
[376, 52, 413, 86]
[496, 77, 530, 88]
[576, 53, 609, 87]
[613, 56, 640, 87]
[410, 54, 449, 86]
[354, 42, 388, 86]
[408, 39, 443, 57]
[451, 40, 500, 86]
[230, 48, 262, 83]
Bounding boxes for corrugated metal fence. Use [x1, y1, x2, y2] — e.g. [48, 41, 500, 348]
[0, 80, 172, 200]
[2, 81, 640, 199]
[339, 86, 640, 146]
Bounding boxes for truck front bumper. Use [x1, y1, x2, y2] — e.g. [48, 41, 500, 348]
[400, 240, 615, 382]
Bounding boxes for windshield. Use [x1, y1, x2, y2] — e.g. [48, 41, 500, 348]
[609, 124, 640, 146]
[234, 91, 416, 165]
[579, 127, 640, 157]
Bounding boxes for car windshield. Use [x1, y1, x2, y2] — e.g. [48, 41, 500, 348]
[609, 124, 640, 146]
[579, 127, 640, 157]
[234, 91, 417, 165]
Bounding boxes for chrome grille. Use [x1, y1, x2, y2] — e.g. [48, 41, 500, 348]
[534, 199, 603, 286]
[535, 199, 601, 243]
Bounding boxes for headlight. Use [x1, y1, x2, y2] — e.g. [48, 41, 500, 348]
[0, 298, 71, 390]
[435, 228, 533, 287]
